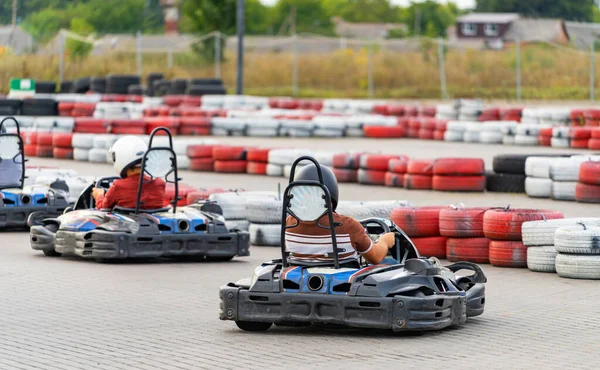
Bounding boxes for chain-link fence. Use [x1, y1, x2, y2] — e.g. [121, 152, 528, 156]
[1, 30, 598, 101]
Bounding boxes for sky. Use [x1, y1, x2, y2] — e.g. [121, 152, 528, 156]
[258, 0, 476, 9]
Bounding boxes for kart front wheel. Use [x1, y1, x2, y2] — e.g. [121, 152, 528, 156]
[43, 249, 62, 257]
[235, 321, 272, 332]
[207, 255, 234, 262]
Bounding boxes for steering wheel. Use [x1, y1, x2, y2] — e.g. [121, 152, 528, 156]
[73, 176, 119, 210]
[360, 218, 420, 264]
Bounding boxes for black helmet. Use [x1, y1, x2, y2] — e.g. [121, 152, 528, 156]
[294, 164, 339, 211]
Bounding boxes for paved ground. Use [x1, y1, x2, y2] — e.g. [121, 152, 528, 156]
[2, 138, 599, 369]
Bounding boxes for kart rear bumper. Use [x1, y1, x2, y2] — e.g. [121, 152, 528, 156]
[219, 286, 468, 332]
[1, 206, 66, 229]
[30, 225, 55, 252]
[76, 230, 250, 260]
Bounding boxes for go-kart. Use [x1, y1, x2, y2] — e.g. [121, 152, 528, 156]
[220, 156, 486, 332]
[30, 127, 250, 261]
[0, 117, 70, 229]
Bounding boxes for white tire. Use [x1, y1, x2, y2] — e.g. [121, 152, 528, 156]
[525, 177, 551, 198]
[266, 164, 284, 177]
[525, 157, 553, 178]
[312, 129, 344, 138]
[556, 254, 600, 280]
[522, 218, 600, 247]
[209, 192, 278, 220]
[249, 223, 281, 246]
[88, 148, 108, 163]
[246, 198, 282, 224]
[73, 148, 90, 161]
[502, 135, 515, 145]
[247, 128, 279, 137]
[225, 219, 249, 231]
[551, 137, 570, 148]
[93, 135, 117, 149]
[444, 130, 463, 142]
[463, 131, 480, 143]
[549, 158, 585, 182]
[446, 121, 467, 132]
[516, 125, 541, 136]
[72, 133, 95, 149]
[551, 181, 577, 201]
[345, 128, 364, 137]
[552, 126, 570, 138]
[527, 246, 557, 273]
[514, 135, 538, 146]
[337, 200, 410, 220]
[555, 225, 600, 254]
[177, 155, 190, 170]
[479, 131, 504, 144]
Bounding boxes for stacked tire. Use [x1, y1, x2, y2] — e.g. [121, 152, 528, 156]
[555, 224, 600, 279]
[390, 207, 447, 259]
[332, 153, 360, 183]
[487, 154, 529, 194]
[589, 128, 600, 149]
[577, 160, 600, 203]
[52, 133, 74, 159]
[432, 158, 485, 192]
[385, 158, 407, 187]
[209, 192, 278, 232]
[358, 154, 401, 186]
[549, 157, 587, 201]
[525, 156, 553, 198]
[246, 197, 282, 246]
[441, 206, 490, 263]
[483, 208, 564, 268]
[404, 159, 434, 190]
[246, 148, 271, 175]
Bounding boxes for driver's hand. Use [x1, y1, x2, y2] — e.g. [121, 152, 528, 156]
[378, 232, 396, 249]
[92, 188, 105, 199]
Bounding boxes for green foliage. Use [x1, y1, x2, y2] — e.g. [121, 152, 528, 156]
[22, 8, 70, 43]
[402, 0, 460, 37]
[272, 0, 334, 35]
[475, 0, 597, 22]
[324, 0, 399, 23]
[66, 18, 94, 59]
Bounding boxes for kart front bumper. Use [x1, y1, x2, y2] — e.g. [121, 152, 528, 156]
[219, 286, 468, 332]
[1, 206, 66, 230]
[76, 230, 250, 260]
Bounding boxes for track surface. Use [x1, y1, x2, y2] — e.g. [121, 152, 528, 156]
[3, 138, 599, 369]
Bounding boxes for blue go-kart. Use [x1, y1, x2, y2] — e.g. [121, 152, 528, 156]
[220, 156, 487, 332]
[29, 127, 250, 262]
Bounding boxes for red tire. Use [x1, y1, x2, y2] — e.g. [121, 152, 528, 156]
[433, 158, 484, 176]
[435, 120, 448, 131]
[21, 132, 38, 145]
[363, 126, 407, 138]
[408, 119, 421, 130]
[570, 139, 589, 149]
[189, 158, 214, 172]
[384, 172, 404, 187]
[36, 145, 54, 158]
[360, 154, 401, 171]
[575, 182, 600, 203]
[589, 138, 600, 150]
[357, 169, 386, 185]
[109, 119, 147, 135]
[579, 161, 600, 185]
[483, 209, 564, 241]
[24, 144, 37, 157]
[213, 146, 247, 161]
[52, 133, 73, 148]
[145, 117, 180, 135]
[333, 153, 361, 169]
[37, 133, 53, 146]
[187, 188, 225, 203]
[247, 161, 268, 175]
[388, 159, 407, 174]
[417, 129, 434, 140]
[404, 174, 432, 190]
[432, 175, 486, 192]
[592, 128, 600, 139]
[407, 159, 434, 175]
[407, 128, 419, 138]
[53, 147, 73, 159]
[539, 127, 553, 137]
[333, 168, 358, 183]
[570, 127, 592, 139]
[433, 130, 446, 140]
[164, 95, 185, 107]
[214, 160, 247, 173]
[538, 136, 552, 147]
[446, 237, 490, 263]
[187, 144, 220, 159]
[179, 127, 211, 136]
[420, 118, 437, 131]
[74, 118, 108, 134]
[390, 207, 443, 237]
[439, 207, 489, 237]
[412, 236, 447, 259]
[247, 148, 271, 163]
[489, 241, 527, 268]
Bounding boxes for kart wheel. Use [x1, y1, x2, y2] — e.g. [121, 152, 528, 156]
[43, 249, 62, 257]
[206, 256, 234, 262]
[235, 321, 272, 332]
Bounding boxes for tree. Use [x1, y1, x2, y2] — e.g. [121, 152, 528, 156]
[22, 8, 71, 43]
[323, 0, 400, 23]
[475, 0, 597, 22]
[66, 18, 95, 58]
[402, 1, 460, 37]
[272, 0, 334, 35]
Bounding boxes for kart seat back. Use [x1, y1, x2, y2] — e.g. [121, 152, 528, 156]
[113, 205, 171, 214]
[0, 135, 24, 190]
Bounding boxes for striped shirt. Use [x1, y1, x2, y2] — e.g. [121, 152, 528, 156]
[285, 214, 373, 263]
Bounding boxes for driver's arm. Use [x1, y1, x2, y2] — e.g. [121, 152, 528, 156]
[344, 216, 395, 264]
[95, 183, 119, 209]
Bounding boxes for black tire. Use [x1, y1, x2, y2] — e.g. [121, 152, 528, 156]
[153, 80, 171, 96]
[21, 98, 58, 116]
[186, 84, 226, 96]
[235, 321, 272, 332]
[171, 79, 188, 94]
[147, 73, 164, 88]
[73, 77, 91, 93]
[206, 255, 234, 262]
[127, 84, 145, 95]
[492, 154, 573, 174]
[90, 77, 106, 93]
[486, 172, 526, 193]
[0, 99, 22, 115]
[190, 78, 223, 86]
[106, 74, 141, 94]
[43, 249, 62, 257]
[59, 81, 73, 93]
[35, 81, 56, 94]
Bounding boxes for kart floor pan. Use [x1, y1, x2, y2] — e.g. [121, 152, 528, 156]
[220, 286, 468, 332]
[1, 206, 65, 229]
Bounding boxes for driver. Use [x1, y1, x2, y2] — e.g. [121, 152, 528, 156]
[92, 136, 166, 210]
[285, 164, 396, 265]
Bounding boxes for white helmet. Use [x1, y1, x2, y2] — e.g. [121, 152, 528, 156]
[108, 136, 148, 177]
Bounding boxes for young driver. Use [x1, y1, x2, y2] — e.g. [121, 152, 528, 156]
[92, 136, 166, 210]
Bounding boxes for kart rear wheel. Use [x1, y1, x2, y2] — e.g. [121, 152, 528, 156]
[43, 249, 62, 257]
[206, 256, 234, 262]
[235, 321, 272, 332]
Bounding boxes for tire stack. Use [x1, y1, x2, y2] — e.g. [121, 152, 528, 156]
[213, 146, 247, 174]
[479, 121, 515, 144]
[187, 188, 226, 204]
[332, 153, 361, 183]
[514, 125, 540, 146]
[187, 144, 220, 172]
[358, 154, 401, 186]
[0, 99, 22, 115]
[463, 122, 482, 143]
[433, 120, 447, 140]
[35, 132, 54, 158]
[555, 224, 600, 279]
[209, 191, 278, 232]
[549, 157, 587, 201]
[551, 127, 570, 148]
[52, 133, 74, 159]
[385, 158, 407, 187]
[522, 218, 600, 273]
[71, 133, 94, 161]
[21, 99, 58, 116]
[538, 127, 553, 146]
[443, 121, 466, 142]
[569, 127, 591, 149]
[486, 155, 527, 193]
[404, 159, 434, 190]
[483, 208, 564, 268]
[441, 206, 490, 263]
[89, 77, 106, 93]
[246, 197, 282, 247]
[106, 75, 141, 94]
[90, 135, 119, 163]
[457, 99, 483, 121]
[390, 207, 447, 259]
[435, 104, 458, 121]
[577, 160, 600, 203]
[432, 158, 486, 192]
[246, 148, 271, 175]
[525, 156, 553, 198]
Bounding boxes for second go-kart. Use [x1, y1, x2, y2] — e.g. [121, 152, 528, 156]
[30, 127, 250, 261]
[220, 156, 487, 333]
[0, 117, 70, 230]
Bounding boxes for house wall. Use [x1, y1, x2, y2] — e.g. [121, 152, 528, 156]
[456, 22, 511, 38]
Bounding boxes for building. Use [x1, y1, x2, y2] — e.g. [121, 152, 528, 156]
[0, 26, 35, 54]
[332, 17, 407, 39]
[564, 21, 600, 50]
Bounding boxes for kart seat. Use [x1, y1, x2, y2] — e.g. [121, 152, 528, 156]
[111, 205, 172, 214]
